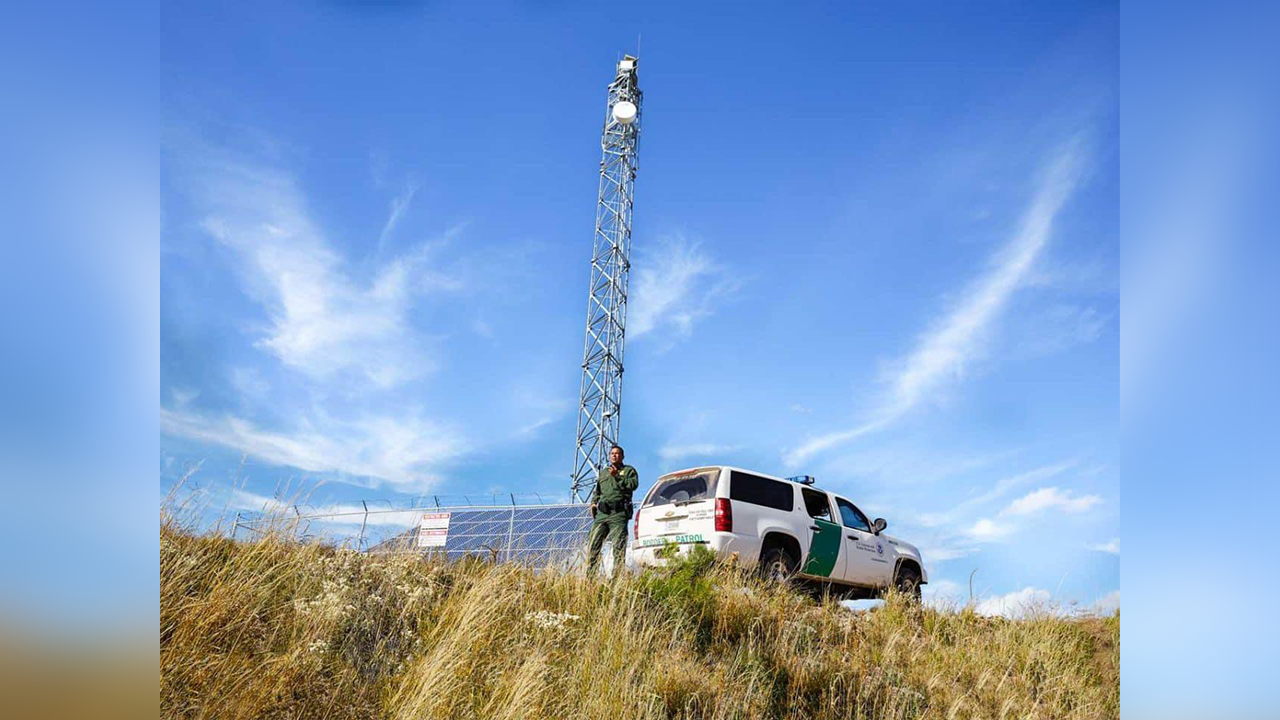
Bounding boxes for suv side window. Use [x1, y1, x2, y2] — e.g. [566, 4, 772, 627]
[801, 488, 833, 521]
[835, 497, 871, 532]
[729, 471, 795, 512]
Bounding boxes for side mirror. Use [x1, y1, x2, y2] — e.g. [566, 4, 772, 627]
[872, 518, 887, 535]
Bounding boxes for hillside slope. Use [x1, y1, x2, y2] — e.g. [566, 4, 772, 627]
[161, 523, 1118, 719]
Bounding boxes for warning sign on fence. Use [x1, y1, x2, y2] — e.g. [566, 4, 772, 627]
[417, 512, 451, 548]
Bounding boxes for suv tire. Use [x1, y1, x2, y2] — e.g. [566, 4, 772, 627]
[759, 545, 798, 584]
[894, 564, 922, 601]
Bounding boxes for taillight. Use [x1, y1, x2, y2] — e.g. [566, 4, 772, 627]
[634, 510, 640, 539]
[714, 498, 732, 532]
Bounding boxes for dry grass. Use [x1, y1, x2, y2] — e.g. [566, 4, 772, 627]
[161, 516, 1118, 720]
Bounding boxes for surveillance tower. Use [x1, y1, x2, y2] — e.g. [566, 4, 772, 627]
[570, 55, 642, 502]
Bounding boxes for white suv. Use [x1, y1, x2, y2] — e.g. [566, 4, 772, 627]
[628, 466, 927, 598]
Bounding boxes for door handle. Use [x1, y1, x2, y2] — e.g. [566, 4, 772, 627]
[847, 535, 857, 540]
[810, 525, 821, 531]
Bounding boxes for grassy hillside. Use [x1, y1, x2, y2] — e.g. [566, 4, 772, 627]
[161, 520, 1118, 720]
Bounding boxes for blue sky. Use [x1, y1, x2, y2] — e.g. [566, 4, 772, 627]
[161, 1, 1118, 613]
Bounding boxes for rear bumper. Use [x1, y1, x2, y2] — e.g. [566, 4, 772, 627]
[627, 532, 763, 568]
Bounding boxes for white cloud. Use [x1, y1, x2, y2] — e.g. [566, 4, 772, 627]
[629, 232, 734, 341]
[658, 442, 742, 462]
[918, 544, 977, 563]
[516, 417, 555, 437]
[190, 152, 458, 389]
[170, 387, 199, 408]
[975, 586, 1052, 618]
[376, 182, 418, 256]
[229, 367, 269, 400]
[164, 139, 477, 492]
[1094, 590, 1120, 614]
[161, 407, 465, 491]
[229, 488, 290, 514]
[1003, 486, 1102, 516]
[905, 461, 1075, 529]
[785, 141, 1086, 466]
[965, 518, 1012, 541]
[922, 579, 963, 607]
[1090, 538, 1120, 555]
[1017, 304, 1111, 357]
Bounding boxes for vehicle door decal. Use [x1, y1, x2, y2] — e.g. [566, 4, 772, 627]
[802, 518, 842, 578]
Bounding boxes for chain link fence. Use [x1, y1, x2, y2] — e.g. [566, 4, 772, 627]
[231, 495, 599, 568]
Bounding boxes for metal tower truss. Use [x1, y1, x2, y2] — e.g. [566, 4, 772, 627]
[571, 55, 643, 503]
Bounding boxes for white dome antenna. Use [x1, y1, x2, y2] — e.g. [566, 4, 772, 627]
[612, 100, 637, 125]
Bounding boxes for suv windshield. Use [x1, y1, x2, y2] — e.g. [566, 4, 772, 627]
[644, 470, 719, 507]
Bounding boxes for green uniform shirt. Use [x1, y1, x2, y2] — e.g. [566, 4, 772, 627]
[590, 464, 639, 513]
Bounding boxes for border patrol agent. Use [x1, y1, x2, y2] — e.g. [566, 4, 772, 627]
[586, 445, 639, 575]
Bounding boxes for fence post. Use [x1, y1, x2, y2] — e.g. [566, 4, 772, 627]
[505, 505, 516, 562]
[232, 512, 241, 540]
[358, 500, 368, 551]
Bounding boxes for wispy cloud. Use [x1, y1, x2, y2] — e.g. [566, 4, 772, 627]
[911, 461, 1076, 528]
[658, 442, 743, 463]
[163, 138, 476, 491]
[1002, 486, 1102, 516]
[1015, 303, 1111, 358]
[1090, 538, 1120, 555]
[898, 462, 1077, 561]
[188, 150, 457, 389]
[515, 417, 555, 437]
[933, 474, 1100, 549]
[629, 232, 735, 342]
[376, 182, 418, 257]
[785, 141, 1087, 466]
[161, 406, 465, 491]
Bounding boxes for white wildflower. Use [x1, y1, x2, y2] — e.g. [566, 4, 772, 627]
[524, 610, 581, 630]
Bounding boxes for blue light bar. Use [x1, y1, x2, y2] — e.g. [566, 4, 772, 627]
[786, 475, 816, 485]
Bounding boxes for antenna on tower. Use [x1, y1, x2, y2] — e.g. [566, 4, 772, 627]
[570, 54, 643, 503]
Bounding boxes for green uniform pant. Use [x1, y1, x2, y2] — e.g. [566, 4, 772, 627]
[585, 511, 629, 574]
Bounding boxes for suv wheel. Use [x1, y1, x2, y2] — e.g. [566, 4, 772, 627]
[894, 565, 922, 601]
[759, 546, 797, 584]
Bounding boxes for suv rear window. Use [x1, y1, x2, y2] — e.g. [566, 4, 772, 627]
[729, 471, 794, 511]
[645, 470, 719, 507]
[801, 487, 833, 521]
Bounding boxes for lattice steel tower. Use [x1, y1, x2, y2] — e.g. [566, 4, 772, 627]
[570, 55, 643, 502]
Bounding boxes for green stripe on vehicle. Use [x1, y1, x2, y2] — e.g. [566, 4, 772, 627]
[802, 519, 841, 577]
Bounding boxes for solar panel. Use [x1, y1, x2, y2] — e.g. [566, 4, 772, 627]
[364, 504, 596, 566]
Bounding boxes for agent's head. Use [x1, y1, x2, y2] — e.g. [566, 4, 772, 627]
[609, 445, 624, 466]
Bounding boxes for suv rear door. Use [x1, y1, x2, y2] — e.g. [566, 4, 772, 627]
[799, 487, 843, 579]
[726, 470, 796, 543]
[635, 468, 720, 548]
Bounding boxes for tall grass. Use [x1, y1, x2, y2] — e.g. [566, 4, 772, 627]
[161, 515, 1118, 719]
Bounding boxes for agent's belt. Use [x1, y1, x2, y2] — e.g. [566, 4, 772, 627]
[597, 499, 633, 515]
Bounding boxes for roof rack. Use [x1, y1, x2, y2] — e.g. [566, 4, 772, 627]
[785, 475, 816, 485]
